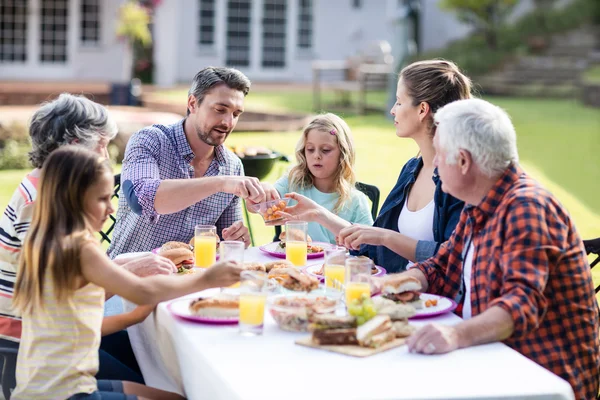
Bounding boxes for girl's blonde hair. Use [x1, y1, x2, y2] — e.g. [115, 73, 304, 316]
[288, 113, 356, 213]
[13, 146, 112, 315]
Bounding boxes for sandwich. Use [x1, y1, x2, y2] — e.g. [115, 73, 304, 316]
[243, 262, 266, 272]
[267, 267, 294, 284]
[189, 295, 239, 318]
[310, 314, 358, 345]
[280, 268, 319, 292]
[372, 296, 416, 320]
[265, 260, 295, 272]
[356, 315, 395, 348]
[161, 241, 191, 252]
[309, 314, 357, 331]
[159, 247, 195, 275]
[381, 275, 424, 309]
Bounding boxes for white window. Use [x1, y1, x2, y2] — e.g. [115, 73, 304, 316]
[262, 0, 286, 68]
[0, 0, 28, 63]
[225, 0, 251, 67]
[80, 0, 100, 46]
[40, 0, 68, 63]
[297, 0, 312, 49]
[198, 0, 215, 46]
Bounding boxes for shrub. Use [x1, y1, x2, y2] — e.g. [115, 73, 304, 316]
[0, 140, 31, 170]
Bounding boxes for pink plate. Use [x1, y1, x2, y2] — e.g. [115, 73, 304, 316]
[167, 298, 238, 325]
[258, 241, 331, 259]
[408, 294, 457, 320]
[152, 247, 219, 261]
[302, 264, 387, 281]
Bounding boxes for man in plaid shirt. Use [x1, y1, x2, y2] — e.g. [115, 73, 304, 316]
[108, 67, 273, 258]
[400, 99, 599, 399]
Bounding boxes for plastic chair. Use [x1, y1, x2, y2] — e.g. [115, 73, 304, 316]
[0, 339, 19, 399]
[99, 174, 121, 244]
[273, 181, 380, 240]
[583, 237, 600, 293]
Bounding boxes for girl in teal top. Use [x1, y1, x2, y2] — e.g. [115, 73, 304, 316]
[274, 113, 373, 244]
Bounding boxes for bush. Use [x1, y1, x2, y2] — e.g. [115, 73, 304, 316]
[0, 140, 31, 170]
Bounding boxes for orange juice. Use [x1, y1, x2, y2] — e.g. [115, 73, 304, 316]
[324, 264, 345, 288]
[195, 235, 217, 268]
[286, 241, 307, 266]
[239, 293, 266, 325]
[345, 282, 371, 304]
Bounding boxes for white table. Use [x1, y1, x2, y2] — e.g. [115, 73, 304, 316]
[124, 247, 575, 400]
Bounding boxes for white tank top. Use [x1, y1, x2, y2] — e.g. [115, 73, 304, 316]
[397, 198, 435, 269]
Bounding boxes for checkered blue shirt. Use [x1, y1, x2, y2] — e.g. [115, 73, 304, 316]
[107, 119, 243, 258]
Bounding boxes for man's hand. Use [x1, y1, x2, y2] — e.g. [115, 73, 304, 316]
[116, 253, 177, 277]
[201, 260, 243, 288]
[337, 224, 388, 250]
[222, 220, 251, 248]
[221, 176, 266, 203]
[406, 323, 460, 355]
[276, 192, 322, 223]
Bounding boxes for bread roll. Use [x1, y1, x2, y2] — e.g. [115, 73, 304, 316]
[189, 296, 239, 318]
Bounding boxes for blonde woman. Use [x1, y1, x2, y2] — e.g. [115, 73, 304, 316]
[273, 113, 373, 243]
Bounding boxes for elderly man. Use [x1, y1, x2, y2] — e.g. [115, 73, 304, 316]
[395, 98, 598, 399]
[108, 66, 269, 258]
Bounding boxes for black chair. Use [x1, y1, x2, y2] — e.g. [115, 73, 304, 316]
[0, 339, 18, 399]
[99, 174, 121, 244]
[583, 237, 600, 293]
[273, 181, 381, 240]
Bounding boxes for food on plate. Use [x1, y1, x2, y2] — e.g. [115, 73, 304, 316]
[314, 262, 378, 276]
[159, 247, 195, 275]
[189, 234, 220, 251]
[309, 314, 356, 331]
[264, 260, 295, 272]
[347, 294, 377, 326]
[356, 315, 395, 348]
[267, 267, 294, 284]
[312, 328, 358, 346]
[161, 241, 191, 252]
[372, 297, 416, 320]
[277, 232, 324, 254]
[381, 275, 423, 309]
[425, 298, 438, 308]
[280, 268, 320, 292]
[249, 198, 290, 223]
[189, 295, 239, 318]
[243, 262, 266, 272]
[269, 295, 338, 332]
[391, 320, 416, 338]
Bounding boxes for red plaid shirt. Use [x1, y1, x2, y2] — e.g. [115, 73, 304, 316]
[416, 164, 599, 400]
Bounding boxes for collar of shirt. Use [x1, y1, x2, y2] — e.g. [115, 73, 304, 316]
[175, 118, 227, 167]
[466, 163, 523, 231]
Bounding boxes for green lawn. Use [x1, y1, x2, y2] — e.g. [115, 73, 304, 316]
[1, 89, 599, 266]
[584, 66, 600, 84]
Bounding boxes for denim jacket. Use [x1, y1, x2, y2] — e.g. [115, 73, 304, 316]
[357, 157, 464, 273]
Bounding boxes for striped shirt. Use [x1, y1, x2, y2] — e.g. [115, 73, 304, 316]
[0, 174, 38, 342]
[12, 274, 105, 399]
[107, 119, 243, 258]
[415, 163, 599, 400]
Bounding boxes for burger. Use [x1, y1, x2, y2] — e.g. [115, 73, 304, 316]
[380, 275, 423, 309]
[189, 295, 239, 318]
[158, 243, 195, 275]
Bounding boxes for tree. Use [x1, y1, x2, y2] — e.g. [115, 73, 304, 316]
[115, 1, 153, 83]
[440, 0, 519, 50]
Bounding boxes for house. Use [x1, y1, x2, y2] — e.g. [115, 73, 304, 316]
[0, 0, 536, 86]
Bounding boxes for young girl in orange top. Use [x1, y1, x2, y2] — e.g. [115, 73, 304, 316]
[12, 146, 242, 400]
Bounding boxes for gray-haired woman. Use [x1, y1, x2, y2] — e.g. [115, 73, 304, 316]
[0, 93, 169, 385]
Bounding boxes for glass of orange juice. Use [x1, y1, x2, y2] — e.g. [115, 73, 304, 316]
[239, 270, 268, 336]
[194, 225, 217, 268]
[324, 246, 347, 291]
[285, 221, 308, 267]
[345, 257, 373, 305]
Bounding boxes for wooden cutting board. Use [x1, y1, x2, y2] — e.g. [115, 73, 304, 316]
[295, 336, 406, 357]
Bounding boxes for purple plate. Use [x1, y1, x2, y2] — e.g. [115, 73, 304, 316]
[152, 247, 220, 261]
[167, 298, 238, 325]
[302, 264, 387, 281]
[408, 294, 457, 320]
[258, 241, 332, 259]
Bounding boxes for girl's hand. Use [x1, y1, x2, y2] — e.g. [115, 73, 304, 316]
[132, 304, 156, 323]
[201, 261, 243, 288]
[337, 224, 388, 250]
[276, 192, 322, 223]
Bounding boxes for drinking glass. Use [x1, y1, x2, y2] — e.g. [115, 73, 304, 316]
[323, 246, 347, 291]
[194, 225, 217, 268]
[239, 270, 268, 336]
[345, 257, 373, 305]
[219, 240, 245, 264]
[285, 221, 308, 267]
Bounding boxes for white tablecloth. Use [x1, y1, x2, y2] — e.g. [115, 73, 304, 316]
[124, 247, 575, 400]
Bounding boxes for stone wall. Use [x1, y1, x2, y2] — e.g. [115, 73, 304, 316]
[582, 83, 600, 107]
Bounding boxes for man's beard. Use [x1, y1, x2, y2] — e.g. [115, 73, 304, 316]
[196, 125, 230, 146]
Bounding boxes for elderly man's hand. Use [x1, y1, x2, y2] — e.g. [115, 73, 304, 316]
[337, 224, 387, 250]
[222, 220, 251, 248]
[406, 323, 460, 355]
[115, 253, 177, 277]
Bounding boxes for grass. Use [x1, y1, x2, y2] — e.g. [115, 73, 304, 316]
[2, 89, 599, 280]
[583, 66, 600, 84]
